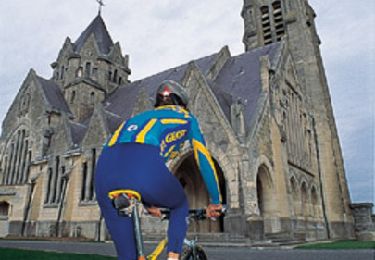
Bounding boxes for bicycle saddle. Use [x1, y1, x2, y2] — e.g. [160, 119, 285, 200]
[108, 189, 142, 211]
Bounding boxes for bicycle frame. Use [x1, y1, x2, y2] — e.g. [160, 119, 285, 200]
[148, 236, 202, 260]
[132, 202, 146, 260]
[109, 190, 212, 260]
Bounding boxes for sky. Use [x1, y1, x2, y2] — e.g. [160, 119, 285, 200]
[0, 0, 374, 205]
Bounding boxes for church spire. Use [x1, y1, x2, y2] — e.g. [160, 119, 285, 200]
[51, 11, 131, 121]
[74, 13, 114, 55]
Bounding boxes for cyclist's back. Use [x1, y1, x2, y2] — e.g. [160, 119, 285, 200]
[106, 105, 193, 160]
[95, 80, 222, 260]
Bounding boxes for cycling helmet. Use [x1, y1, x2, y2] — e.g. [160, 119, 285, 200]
[155, 80, 189, 107]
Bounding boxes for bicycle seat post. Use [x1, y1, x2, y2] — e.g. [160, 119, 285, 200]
[132, 199, 146, 259]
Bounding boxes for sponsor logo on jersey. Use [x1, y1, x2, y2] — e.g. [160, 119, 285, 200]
[165, 129, 187, 143]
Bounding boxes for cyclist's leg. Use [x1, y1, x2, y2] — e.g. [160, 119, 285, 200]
[95, 143, 188, 258]
[136, 158, 189, 256]
[95, 147, 137, 260]
[101, 206, 137, 260]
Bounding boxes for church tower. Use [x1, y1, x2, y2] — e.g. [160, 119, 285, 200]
[242, 0, 353, 238]
[51, 14, 131, 121]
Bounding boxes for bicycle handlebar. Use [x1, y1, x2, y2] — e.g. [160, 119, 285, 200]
[160, 205, 227, 221]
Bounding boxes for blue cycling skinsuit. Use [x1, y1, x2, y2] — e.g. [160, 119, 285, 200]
[95, 105, 221, 260]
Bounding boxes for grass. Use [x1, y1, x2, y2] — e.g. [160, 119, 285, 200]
[0, 247, 116, 260]
[295, 240, 375, 250]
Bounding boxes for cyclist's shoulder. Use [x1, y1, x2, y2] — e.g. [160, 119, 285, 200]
[131, 106, 199, 124]
[154, 105, 194, 118]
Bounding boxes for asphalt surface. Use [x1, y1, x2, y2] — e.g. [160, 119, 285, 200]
[0, 240, 374, 260]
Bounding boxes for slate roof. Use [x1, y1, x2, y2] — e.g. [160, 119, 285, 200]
[102, 110, 123, 133]
[211, 42, 281, 130]
[35, 75, 72, 114]
[68, 121, 87, 145]
[74, 14, 114, 55]
[104, 43, 282, 132]
[104, 53, 218, 120]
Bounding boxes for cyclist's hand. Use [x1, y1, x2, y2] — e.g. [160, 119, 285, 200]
[146, 206, 162, 217]
[206, 204, 222, 218]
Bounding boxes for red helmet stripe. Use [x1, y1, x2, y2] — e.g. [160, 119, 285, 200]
[162, 85, 171, 96]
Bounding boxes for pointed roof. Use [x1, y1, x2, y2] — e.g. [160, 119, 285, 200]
[74, 14, 114, 55]
[35, 75, 72, 114]
[68, 120, 87, 145]
[211, 42, 282, 130]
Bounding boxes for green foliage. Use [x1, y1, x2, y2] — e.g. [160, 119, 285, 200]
[296, 240, 375, 249]
[0, 247, 116, 260]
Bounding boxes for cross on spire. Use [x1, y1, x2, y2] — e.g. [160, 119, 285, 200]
[96, 0, 105, 15]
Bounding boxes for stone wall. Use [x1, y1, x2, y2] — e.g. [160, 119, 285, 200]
[350, 203, 375, 241]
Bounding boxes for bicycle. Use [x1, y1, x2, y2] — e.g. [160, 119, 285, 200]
[108, 189, 225, 260]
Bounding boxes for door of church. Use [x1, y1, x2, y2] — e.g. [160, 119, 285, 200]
[0, 201, 10, 237]
[174, 154, 226, 233]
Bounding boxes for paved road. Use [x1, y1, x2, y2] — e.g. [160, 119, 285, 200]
[0, 240, 374, 260]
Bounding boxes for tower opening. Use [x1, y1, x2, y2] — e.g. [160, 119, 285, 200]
[260, 6, 272, 45]
[243, 0, 286, 49]
[272, 1, 285, 41]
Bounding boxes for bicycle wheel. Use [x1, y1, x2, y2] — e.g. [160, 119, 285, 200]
[181, 245, 207, 260]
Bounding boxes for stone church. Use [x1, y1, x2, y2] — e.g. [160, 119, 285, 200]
[0, 0, 355, 242]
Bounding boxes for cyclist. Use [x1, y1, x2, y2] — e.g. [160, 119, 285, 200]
[95, 80, 222, 260]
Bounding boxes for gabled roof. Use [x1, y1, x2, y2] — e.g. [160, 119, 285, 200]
[74, 14, 114, 55]
[211, 42, 282, 130]
[35, 75, 72, 114]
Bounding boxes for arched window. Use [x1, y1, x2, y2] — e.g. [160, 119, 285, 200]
[90, 92, 95, 104]
[19, 93, 31, 115]
[60, 66, 65, 80]
[92, 68, 98, 79]
[80, 162, 88, 201]
[85, 62, 91, 78]
[311, 186, 319, 217]
[0, 202, 10, 218]
[113, 69, 118, 83]
[3, 130, 30, 185]
[45, 168, 53, 204]
[70, 91, 76, 104]
[311, 187, 318, 205]
[76, 67, 83, 78]
[301, 182, 308, 217]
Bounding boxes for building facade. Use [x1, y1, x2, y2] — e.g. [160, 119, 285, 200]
[0, 0, 354, 242]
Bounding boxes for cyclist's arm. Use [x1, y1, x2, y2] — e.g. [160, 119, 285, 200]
[189, 117, 222, 204]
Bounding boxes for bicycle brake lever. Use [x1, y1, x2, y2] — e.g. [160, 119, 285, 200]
[161, 215, 169, 221]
